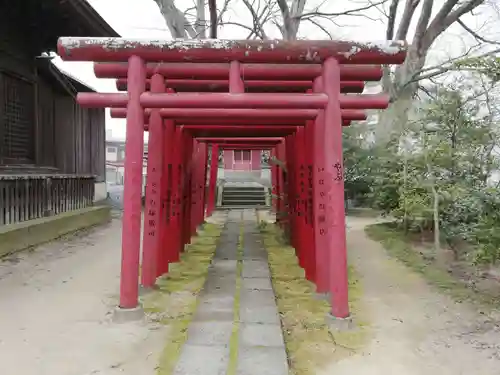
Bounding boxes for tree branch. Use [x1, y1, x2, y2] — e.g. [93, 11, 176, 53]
[276, 0, 293, 40]
[208, 0, 217, 38]
[288, 0, 307, 39]
[457, 18, 500, 45]
[242, 0, 270, 40]
[195, 0, 207, 38]
[422, 0, 485, 51]
[153, 0, 197, 38]
[304, 17, 334, 39]
[395, 0, 421, 40]
[407, 46, 500, 85]
[218, 20, 259, 34]
[412, 0, 433, 53]
[386, 0, 400, 40]
[298, 0, 388, 20]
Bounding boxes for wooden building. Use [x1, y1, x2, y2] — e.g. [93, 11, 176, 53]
[223, 150, 262, 171]
[0, 0, 119, 225]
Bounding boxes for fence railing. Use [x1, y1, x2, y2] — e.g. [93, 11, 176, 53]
[0, 175, 95, 226]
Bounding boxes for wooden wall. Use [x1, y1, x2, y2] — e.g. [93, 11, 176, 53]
[50, 94, 106, 182]
[0, 51, 105, 181]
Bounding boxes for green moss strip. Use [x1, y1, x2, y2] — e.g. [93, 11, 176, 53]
[141, 223, 224, 375]
[226, 223, 244, 375]
[260, 223, 368, 375]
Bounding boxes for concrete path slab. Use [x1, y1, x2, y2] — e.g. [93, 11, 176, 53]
[172, 209, 289, 375]
[237, 346, 288, 375]
[242, 277, 273, 291]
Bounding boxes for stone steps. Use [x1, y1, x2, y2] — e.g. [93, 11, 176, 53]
[220, 186, 268, 208]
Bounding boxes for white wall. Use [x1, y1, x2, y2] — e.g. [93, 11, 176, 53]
[94, 182, 108, 202]
[105, 146, 118, 162]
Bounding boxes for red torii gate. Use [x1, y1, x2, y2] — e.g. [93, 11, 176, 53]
[107, 108, 367, 126]
[57, 37, 406, 320]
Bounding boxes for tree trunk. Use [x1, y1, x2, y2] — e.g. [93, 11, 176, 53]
[195, 0, 207, 38]
[376, 47, 426, 145]
[403, 143, 409, 234]
[376, 88, 415, 145]
[432, 185, 440, 252]
[154, 0, 197, 39]
[426, 160, 440, 253]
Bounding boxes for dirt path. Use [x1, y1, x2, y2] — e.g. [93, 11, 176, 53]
[322, 216, 500, 375]
[0, 215, 165, 375]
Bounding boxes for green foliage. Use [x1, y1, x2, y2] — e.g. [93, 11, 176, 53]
[454, 56, 500, 82]
[346, 77, 500, 264]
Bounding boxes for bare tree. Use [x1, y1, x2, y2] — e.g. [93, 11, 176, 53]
[376, 0, 492, 144]
[153, 0, 385, 41]
[152, 0, 496, 146]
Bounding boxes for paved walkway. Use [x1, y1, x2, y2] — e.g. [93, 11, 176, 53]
[173, 209, 289, 375]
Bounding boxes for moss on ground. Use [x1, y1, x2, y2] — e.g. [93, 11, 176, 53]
[227, 224, 244, 375]
[140, 223, 223, 375]
[365, 223, 500, 310]
[260, 224, 369, 375]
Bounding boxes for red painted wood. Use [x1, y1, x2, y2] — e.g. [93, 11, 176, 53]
[219, 146, 276, 150]
[77, 92, 389, 110]
[232, 149, 252, 171]
[223, 150, 232, 169]
[170, 126, 183, 261]
[158, 116, 178, 274]
[312, 77, 329, 295]
[115, 78, 365, 93]
[270, 148, 278, 212]
[58, 37, 407, 64]
[304, 119, 316, 283]
[294, 128, 307, 271]
[251, 150, 261, 171]
[184, 136, 194, 245]
[285, 134, 297, 249]
[110, 107, 318, 121]
[324, 58, 349, 318]
[95, 62, 385, 81]
[199, 143, 209, 224]
[141, 73, 165, 288]
[198, 137, 283, 143]
[119, 55, 146, 309]
[190, 141, 201, 236]
[276, 142, 286, 228]
[206, 144, 219, 216]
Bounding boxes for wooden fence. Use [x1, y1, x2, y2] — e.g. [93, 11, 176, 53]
[0, 175, 95, 225]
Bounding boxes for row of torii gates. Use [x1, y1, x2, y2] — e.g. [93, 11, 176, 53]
[57, 37, 407, 319]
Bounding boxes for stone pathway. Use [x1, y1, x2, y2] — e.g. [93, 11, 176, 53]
[173, 209, 289, 375]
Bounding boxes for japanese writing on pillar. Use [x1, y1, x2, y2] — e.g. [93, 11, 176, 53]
[317, 166, 327, 236]
[165, 164, 172, 223]
[333, 162, 343, 181]
[147, 167, 158, 237]
[298, 164, 305, 217]
[306, 165, 313, 224]
[172, 164, 182, 217]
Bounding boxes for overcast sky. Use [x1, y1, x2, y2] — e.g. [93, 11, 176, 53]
[53, 0, 498, 141]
